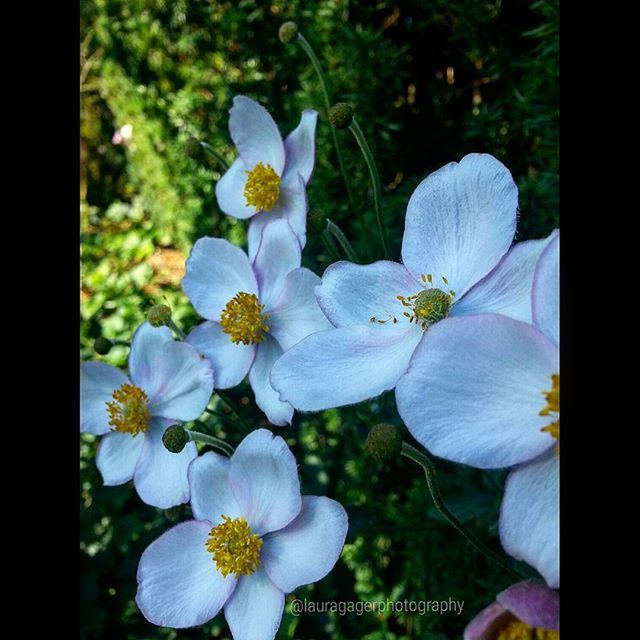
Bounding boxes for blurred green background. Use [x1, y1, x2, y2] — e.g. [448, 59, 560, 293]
[80, 1, 558, 638]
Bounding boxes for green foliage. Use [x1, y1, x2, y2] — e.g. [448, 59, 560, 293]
[80, 1, 558, 638]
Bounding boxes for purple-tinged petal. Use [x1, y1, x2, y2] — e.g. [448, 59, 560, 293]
[95, 431, 145, 485]
[497, 580, 560, 631]
[216, 157, 256, 220]
[80, 361, 129, 435]
[136, 520, 236, 628]
[464, 601, 511, 640]
[128, 322, 173, 386]
[532, 231, 559, 347]
[282, 109, 318, 184]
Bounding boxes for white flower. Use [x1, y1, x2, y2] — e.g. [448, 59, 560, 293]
[136, 429, 348, 640]
[215, 95, 317, 261]
[182, 219, 331, 426]
[80, 322, 214, 508]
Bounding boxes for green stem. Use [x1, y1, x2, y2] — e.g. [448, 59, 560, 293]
[113, 339, 130, 348]
[321, 229, 342, 263]
[200, 142, 230, 171]
[216, 390, 251, 430]
[204, 406, 238, 426]
[187, 429, 235, 457]
[401, 442, 528, 580]
[296, 33, 356, 212]
[167, 319, 187, 341]
[326, 219, 360, 263]
[348, 117, 389, 259]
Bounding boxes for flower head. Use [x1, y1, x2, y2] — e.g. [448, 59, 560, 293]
[80, 322, 214, 508]
[135, 429, 348, 640]
[215, 95, 318, 261]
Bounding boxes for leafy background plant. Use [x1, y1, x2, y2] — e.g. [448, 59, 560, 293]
[80, 1, 558, 638]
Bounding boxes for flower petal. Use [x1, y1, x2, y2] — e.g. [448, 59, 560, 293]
[452, 231, 558, 323]
[247, 174, 307, 262]
[229, 429, 301, 536]
[183, 237, 258, 320]
[224, 569, 284, 640]
[262, 496, 348, 593]
[128, 322, 173, 387]
[499, 451, 559, 588]
[463, 601, 510, 640]
[186, 321, 255, 389]
[532, 231, 559, 347]
[249, 338, 294, 426]
[497, 580, 560, 631]
[395, 314, 559, 468]
[95, 431, 145, 485]
[316, 260, 421, 327]
[80, 361, 129, 435]
[215, 157, 256, 220]
[282, 109, 318, 184]
[270, 324, 423, 411]
[229, 95, 285, 175]
[188, 451, 243, 524]
[133, 419, 197, 508]
[252, 219, 301, 309]
[401, 153, 518, 298]
[268, 268, 333, 351]
[136, 520, 236, 628]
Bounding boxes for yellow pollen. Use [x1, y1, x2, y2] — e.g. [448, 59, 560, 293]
[244, 162, 281, 210]
[220, 292, 270, 345]
[540, 373, 560, 454]
[206, 516, 263, 578]
[497, 618, 559, 640]
[106, 383, 151, 436]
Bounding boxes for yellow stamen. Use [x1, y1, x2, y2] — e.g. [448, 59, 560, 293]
[540, 373, 560, 454]
[497, 618, 559, 640]
[220, 291, 270, 345]
[244, 162, 281, 211]
[206, 516, 263, 578]
[106, 383, 151, 436]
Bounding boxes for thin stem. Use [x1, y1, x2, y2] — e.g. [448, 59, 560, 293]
[113, 339, 130, 348]
[321, 229, 342, 263]
[200, 142, 230, 171]
[167, 319, 187, 341]
[401, 442, 529, 580]
[187, 429, 235, 457]
[348, 117, 389, 259]
[296, 33, 357, 212]
[326, 219, 360, 263]
[216, 390, 251, 430]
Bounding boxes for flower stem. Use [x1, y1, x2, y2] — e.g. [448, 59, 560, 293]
[326, 219, 360, 263]
[401, 442, 528, 580]
[215, 390, 251, 430]
[187, 429, 235, 457]
[321, 229, 342, 263]
[167, 318, 187, 341]
[348, 117, 389, 259]
[200, 141, 230, 171]
[296, 32, 356, 212]
[113, 339, 130, 348]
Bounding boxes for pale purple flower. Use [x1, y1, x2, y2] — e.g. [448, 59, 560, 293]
[80, 322, 214, 508]
[182, 219, 331, 426]
[136, 429, 348, 640]
[215, 95, 317, 261]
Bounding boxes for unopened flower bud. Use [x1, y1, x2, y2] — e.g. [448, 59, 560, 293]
[328, 102, 353, 129]
[162, 424, 189, 453]
[365, 423, 402, 462]
[147, 304, 172, 328]
[94, 336, 113, 355]
[279, 21, 298, 44]
[308, 210, 327, 236]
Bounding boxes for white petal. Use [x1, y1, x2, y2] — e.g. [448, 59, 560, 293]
[80, 361, 129, 435]
[249, 338, 294, 426]
[128, 322, 173, 387]
[262, 496, 348, 593]
[252, 219, 301, 309]
[282, 109, 318, 184]
[183, 237, 258, 320]
[95, 431, 145, 485]
[186, 321, 256, 389]
[229, 95, 285, 175]
[224, 569, 284, 640]
[316, 260, 421, 327]
[136, 521, 236, 628]
[401, 153, 518, 298]
[270, 324, 423, 412]
[188, 451, 243, 524]
[532, 231, 559, 347]
[500, 451, 559, 588]
[268, 268, 333, 351]
[216, 157, 256, 220]
[133, 419, 198, 508]
[229, 429, 301, 536]
[395, 314, 559, 468]
[452, 231, 558, 323]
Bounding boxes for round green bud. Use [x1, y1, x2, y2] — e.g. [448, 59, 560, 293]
[328, 103, 354, 129]
[307, 210, 327, 236]
[147, 304, 172, 328]
[278, 21, 298, 44]
[94, 336, 113, 356]
[162, 424, 189, 453]
[365, 423, 402, 462]
[184, 137, 201, 159]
